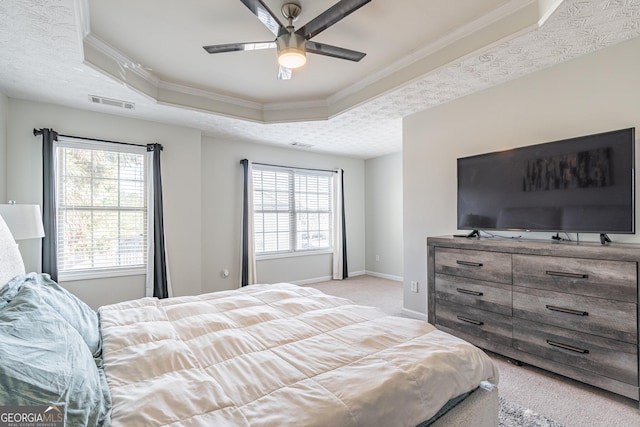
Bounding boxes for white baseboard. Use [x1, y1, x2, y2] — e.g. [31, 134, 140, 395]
[291, 275, 332, 286]
[294, 271, 403, 286]
[292, 271, 366, 286]
[401, 308, 427, 321]
[365, 271, 403, 282]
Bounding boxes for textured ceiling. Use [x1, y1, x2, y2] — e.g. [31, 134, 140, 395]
[0, 0, 639, 159]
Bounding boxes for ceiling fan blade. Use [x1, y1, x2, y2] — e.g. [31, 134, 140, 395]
[203, 41, 275, 54]
[306, 41, 366, 62]
[278, 66, 293, 80]
[239, 0, 284, 37]
[296, 0, 372, 40]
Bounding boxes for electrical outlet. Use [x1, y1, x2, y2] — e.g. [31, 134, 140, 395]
[411, 281, 418, 292]
[375, 254, 380, 262]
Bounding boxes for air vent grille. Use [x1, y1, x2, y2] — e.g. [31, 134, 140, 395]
[290, 142, 314, 148]
[89, 95, 135, 110]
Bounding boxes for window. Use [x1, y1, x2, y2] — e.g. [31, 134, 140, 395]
[252, 165, 333, 256]
[55, 138, 147, 280]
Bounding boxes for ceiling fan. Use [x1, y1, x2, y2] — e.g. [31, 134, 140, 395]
[203, 0, 372, 80]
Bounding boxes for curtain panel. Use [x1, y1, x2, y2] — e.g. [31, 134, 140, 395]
[240, 159, 257, 286]
[146, 143, 172, 298]
[332, 168, 348, 280]
[37, 128, 59, 281]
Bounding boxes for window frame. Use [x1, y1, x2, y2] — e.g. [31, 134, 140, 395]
[252, 164, 334, 259]
[54, 137, 148, 282]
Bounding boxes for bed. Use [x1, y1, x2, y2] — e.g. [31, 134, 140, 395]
[0, 215, 499, 426]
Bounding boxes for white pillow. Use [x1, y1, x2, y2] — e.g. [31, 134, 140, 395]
[0, 214, 26, 289]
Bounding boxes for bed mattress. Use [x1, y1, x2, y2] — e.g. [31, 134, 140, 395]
[99, 283, 498, 426]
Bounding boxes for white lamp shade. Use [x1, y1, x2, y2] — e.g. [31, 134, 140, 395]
[0, 204, 45, 240]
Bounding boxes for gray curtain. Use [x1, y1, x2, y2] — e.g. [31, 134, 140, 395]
[240, 159, 251, 286]
[147, 144, 169, 298]
[339, 169, 348, 279]
[35, 128, 58, 281]
[332, 168, 348, 280]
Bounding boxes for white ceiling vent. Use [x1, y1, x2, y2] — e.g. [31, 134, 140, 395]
[289, 142, 313, 148]
[89, 95, 135, 110]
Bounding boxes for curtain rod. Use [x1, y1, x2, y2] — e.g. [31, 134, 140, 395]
[241, 159, 338, 174]
[33, 128, 162, 150]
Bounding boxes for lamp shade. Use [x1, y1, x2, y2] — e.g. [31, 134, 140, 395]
[0, 204, 45, 240]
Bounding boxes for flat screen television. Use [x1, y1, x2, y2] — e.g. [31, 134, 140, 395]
[457, 128, 636, 235]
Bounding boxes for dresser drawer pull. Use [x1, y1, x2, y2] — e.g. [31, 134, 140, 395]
[456, 288, 484, 297]
[545, 305, 589, 316]
[545, 270, 589, 280]
[546, 340, 590, 354]
[456, 260, 484, 268]
[456, 315, 484, 326]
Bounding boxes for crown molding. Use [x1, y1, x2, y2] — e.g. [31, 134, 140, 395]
[328, 0, 540, 106]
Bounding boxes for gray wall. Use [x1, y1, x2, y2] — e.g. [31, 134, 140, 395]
[1, 98, 371, 307]
[200, 136, 366, 292]
[364, 152, 403, 280]
[0, 92, 6, 202]
[5, 99, 203, 308]
[403, 36, 640, 316]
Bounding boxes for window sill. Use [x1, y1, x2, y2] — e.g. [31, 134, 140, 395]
[256, 249, 333, 261]
[58, 266, 145, 282]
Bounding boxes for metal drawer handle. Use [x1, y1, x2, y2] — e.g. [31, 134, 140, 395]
[456, 260, 483, 268]
[545, 270, 589, 280]
[456, 315, 484, 326]
[546, 339, 590, 354]
[546, 305, 589, 316]
[456, 288, 484, 297]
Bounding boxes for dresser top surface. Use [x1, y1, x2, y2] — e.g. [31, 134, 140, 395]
[428, 235, 640, 262]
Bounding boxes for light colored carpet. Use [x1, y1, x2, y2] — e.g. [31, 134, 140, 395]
[306, 275, 640, 427]
[307, 275, 404, 317]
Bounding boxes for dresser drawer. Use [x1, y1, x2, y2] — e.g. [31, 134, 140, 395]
[513, 318, 638, 386]
[513, 287, 637, 343]
[435, 273, 512, 316]
[513, 254, 637, 302]
[435, 301, 512, 347]
[435, 247, 512, 284]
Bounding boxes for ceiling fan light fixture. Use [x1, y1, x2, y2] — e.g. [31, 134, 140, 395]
[277, 32, 307, 69]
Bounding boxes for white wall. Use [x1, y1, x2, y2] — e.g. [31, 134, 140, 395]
[200, 136, 366, 293]
[364, 152, 403, 280]
[6, 99, 203, 309]
[403, 36, 640, 315]
[0, 92, 7, 202]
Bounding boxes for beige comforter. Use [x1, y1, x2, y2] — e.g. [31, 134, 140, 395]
[99, 283, 498, 426]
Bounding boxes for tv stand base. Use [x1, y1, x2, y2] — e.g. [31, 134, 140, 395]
[466, 229, 480, 239]
[600, 233, 611, 245]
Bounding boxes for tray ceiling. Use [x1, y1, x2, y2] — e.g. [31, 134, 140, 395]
[1, 0, 639, 158]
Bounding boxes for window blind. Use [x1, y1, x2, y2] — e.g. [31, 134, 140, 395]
[55, 139, 147, 276]
[252, 165, 333, 255]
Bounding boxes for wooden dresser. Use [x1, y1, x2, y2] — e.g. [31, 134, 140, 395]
[427, 236, 639, 403]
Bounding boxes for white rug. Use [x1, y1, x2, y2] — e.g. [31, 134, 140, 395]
[500, 397, 564, 427]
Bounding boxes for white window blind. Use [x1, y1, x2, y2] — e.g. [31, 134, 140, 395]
[55, 139, 147, 279]
[252, 165, 333, 256]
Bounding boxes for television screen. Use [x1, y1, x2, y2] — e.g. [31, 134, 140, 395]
[457, 128, 635, 234]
